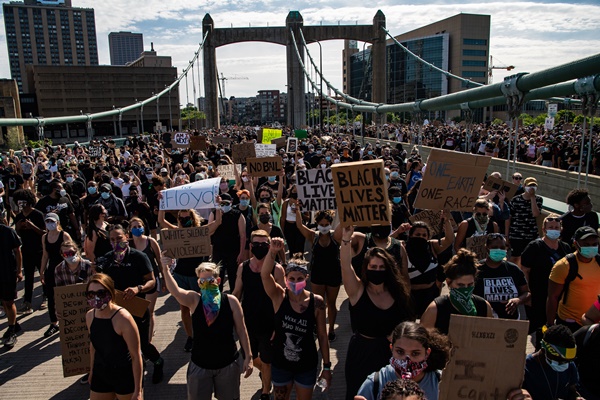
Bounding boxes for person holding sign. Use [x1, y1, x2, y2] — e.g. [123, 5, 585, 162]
[454, 199, 499, 252]
[341, 226, 414, 400]
[356, 321, 451, 400]
[261, 238, 332, 400]
[85, 273, 143, 400]
[474, 233, 531, 320]
[420, 249, 493, 335]
[161, 260, 254, 400]
[404, 217, 455, 317]
[295, 209, 343, 342]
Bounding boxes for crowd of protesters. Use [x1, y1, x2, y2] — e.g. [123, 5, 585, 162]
[0, 124, 599, 400]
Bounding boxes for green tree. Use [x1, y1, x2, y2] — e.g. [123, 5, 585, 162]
[180, 106, 205, 129]
[492, 118, 504, 126]
[518, 113, 534, 126]
[533, 113, 548, 126]
[386, 112, 401, 123]
[556, 109, 575, 123]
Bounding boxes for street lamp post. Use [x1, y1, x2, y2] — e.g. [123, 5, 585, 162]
[315, 40, 323, 131]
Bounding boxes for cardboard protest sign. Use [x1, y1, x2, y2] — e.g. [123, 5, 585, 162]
[271, 136, 287, 149]
[261, 128, 282, 144]
[161, 226, 212, 258]
[190, 136, 207, 151]
[88, 146, 102, 158]
[466, 235, 489, 260]
[54, 284, 90, 378]
[232, 142, 256, 164]
[217, 164, 241, 181]
[409, 209, 458, 237]
[482, 176, 519, 200]
[114, 290, 150, 318]
[211, 136, 231, 145]
[172, 132, 190, 148]
[331, 159, 391, 227]
[255, 144, 277, 158]
[159, 177, 220, 210]
[247, 156, 282, 178]
[296, 168, 336, 211]
[415, 149, 491, 211]
[439, 315, 528, 400]
[287, 137, 298, 153]
[295, 129, 308, 138]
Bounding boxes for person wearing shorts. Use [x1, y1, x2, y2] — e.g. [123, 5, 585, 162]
[0, 222, 23, 349]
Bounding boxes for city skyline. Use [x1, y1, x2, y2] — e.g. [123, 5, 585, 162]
[0, 0, 599, 109]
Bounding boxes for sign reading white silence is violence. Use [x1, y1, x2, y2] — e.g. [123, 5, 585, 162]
[159, 177, 220, 210]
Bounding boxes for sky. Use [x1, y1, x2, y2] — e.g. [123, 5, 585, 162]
[1, 0, 599, 108]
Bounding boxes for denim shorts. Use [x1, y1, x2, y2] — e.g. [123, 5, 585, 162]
[271, 365, 317, 389]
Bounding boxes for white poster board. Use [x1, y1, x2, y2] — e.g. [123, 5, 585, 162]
[159, 177, 220, 210]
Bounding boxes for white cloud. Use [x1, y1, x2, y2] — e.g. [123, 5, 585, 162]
[0, 1, 599, 107]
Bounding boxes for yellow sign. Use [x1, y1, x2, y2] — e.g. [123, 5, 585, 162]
[262, 128, 282, 144]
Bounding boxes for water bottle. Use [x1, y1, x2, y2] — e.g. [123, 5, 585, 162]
[316, 378, 328, 391]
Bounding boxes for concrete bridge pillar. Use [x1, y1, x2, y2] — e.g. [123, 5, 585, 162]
[203, 14, 220, 129]
[286, 11, 306, 128]
[371, 10, 387, 125]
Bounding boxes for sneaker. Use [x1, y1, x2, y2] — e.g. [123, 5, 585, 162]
[39, 297, 47, 310]
[44, 324, 60, 338]
[152, 357, 164, 384]
[79, 373, 89, 385]
[18, 301, 33, 315]
[184, 336, 193, 352]
[13, 322, 22, 334]
[260, 394, 271, 400]
[2, 327, 17, 349]
[328, 331, 336, 342]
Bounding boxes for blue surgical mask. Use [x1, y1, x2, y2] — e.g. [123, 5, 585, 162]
[239, 199, 250, 207]
[221, 205, 232, 213]
[131, 227, 144, 237]
[101, 192, 110, 200]
[545, 355, 569, 372]
[368, 151, 373, 155]
[325, 156, 331, 162]
[390, 171, 399, 179]
[392, 197, 402, 204]
[579, 245, 598, 259]
[268, 176, 276, 183]
[546, 230, 561, 240]
[88, 187, 97, 195]
[489, 249, 507, 262]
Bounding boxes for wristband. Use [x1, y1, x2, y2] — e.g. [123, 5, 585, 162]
[323, 367, 331, 371]
[342, 239, 351, 244]
[323, 362, 332, 368]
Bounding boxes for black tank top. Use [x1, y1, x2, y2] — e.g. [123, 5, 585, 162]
[241, 260, 275, 335]
[433, 294, 489, 335]
[93, 227, 113, 259]
[272, 292, 317, 373]
[310, 233, 341, 271]
[45, 231, 65, 274]
[90, 308, 131, 368]
[460, 218, 494, 248]
[131, 238, 159, 276]
[191, 293, 238, 369]
[350, 289, 412, 338]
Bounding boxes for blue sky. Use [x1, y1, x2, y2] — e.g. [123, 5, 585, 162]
[1, 0, 599, 107]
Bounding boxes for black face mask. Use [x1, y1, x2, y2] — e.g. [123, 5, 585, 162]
[366, 269, 386, 285]
[371, 225, 391, 239]
[406, 236, 432, 272]
[251, 243, 270, 260]
[259, 214, 271, 224]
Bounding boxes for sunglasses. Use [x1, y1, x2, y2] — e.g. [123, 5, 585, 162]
[62, 250, 76, 258]
[198, 277, 217, 285]
[85, 289, 109, 299]
[251, 242, 269, 247]
[546, 218, 560, 222]
[475, 212, 488, 217]
[513, 176, 522, 180]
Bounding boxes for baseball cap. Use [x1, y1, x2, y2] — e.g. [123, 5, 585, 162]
[523, 177, 538, 186]
[160, 167, 168, 173]
[573, 226, 599, 241]
[45, 213, 59, 222]
[100, 183, 112, 192]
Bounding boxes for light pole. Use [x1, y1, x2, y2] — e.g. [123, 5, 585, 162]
[315, 40, 323, 130]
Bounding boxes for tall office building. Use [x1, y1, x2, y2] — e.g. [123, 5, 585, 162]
[3, 0, 99, 93]
[109, 31, 144, 66]
[343, 13, 490, 119]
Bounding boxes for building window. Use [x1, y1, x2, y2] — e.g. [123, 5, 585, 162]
[463, 60, 486, 67]
[463, 71, 486, 78]
[463, 49, 486, 57]
[464, 39, 487, 46]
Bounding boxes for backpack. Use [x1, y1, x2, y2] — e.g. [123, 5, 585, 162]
[561, 253, 600, 304]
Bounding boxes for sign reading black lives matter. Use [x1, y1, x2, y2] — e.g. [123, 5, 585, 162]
[88, 146, 102, 158]
[332, 159, 391, 227]
[296, 168, 336, 211]
[54, 283, 91, 377]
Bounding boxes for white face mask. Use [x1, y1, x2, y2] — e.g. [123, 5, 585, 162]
[46, 221, 57, 231]
[59, 189, 67, 197]
[317, 225, 331, 234]
[320, 163, 327, 169]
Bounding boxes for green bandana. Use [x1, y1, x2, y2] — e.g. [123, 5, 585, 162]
[449, 286, 477, 316]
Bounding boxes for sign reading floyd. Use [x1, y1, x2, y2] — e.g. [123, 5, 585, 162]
[416, 149, 491, 211]
[331, 159, 390, 227]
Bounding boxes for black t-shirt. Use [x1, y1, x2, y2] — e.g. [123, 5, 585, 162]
[34, 195, 74, 229]
[14, 209, 46, 254]
[97, 248, 153, 297]
[521, 238, 571, 319]
[474, 260, 527, 320]
[0, 225, 21, 275]
[560, 212, 600, 245]
[211, 209, 242, 253]
[574, 324, 600, 397]
[4, 174, 24, 195]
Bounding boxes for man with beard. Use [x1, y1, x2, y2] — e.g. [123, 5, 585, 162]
[232, 230, 285, 400]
